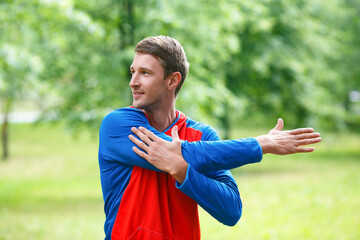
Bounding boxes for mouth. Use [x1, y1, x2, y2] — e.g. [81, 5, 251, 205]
[132, 91, 144, 98]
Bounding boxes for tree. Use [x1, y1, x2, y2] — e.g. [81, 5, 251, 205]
[0, 0, 107, 159]
[223, 0, 357, 131]
[0, 1, 45, 159]
[1, 0, 358, 160]
[0, 44, 44, 159]
[41, 0, 243, 138]
[39, 0, 360, 135]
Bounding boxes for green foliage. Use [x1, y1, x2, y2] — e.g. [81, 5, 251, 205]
[1, 0, 359, 135]
[223, 0, 356, 130]
[0, 0, 44, 110]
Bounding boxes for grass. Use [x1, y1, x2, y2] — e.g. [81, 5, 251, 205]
[0, 123, 103, 240]
[0, 123, 359, 240]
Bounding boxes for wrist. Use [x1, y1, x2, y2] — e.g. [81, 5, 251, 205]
[256, 135, 273, 154]
[170, 160, 188, 184]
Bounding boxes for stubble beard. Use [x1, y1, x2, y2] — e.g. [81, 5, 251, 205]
[132, 85, 167, 112]
[132, 98, 157, 112]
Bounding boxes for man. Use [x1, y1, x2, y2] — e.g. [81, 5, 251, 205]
[98, 36, 321, 240]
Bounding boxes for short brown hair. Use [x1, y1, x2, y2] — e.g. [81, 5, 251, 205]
[135, 36, 189, 96]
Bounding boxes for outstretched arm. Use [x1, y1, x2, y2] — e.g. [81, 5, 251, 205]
[100, 108, 320, 176]
[99, 108, 263, 174]
[129, 117, 321, 179]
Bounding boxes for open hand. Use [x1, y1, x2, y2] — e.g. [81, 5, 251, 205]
[128, 126, 188, 183]
[256, 118, 322, 155]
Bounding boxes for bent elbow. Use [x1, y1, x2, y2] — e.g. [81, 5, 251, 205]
[223, 211, 241, 226]
[222, 199, 242, 226]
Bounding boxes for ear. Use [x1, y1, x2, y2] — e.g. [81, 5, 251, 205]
[167, 72, 181, 91]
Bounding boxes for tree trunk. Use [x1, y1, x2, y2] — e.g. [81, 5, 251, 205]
[1, 98, 12, 160]
[118, 0, 136, 105]
[118, 0, 135, 50]
[1, 111, 9, 160]
[220, 102, 231, 140]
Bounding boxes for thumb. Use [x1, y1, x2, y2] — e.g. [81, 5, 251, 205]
[171, 125, 180, 142]
[274, 118, 284, 131]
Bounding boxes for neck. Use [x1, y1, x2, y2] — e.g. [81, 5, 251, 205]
[143, 102, 177, 132]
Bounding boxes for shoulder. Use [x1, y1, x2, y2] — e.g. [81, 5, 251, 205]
[100, 107, 148, 131]
[185, 116, 220, 141]
[102, 107, 144, 123]
[103, 107, 143, 118]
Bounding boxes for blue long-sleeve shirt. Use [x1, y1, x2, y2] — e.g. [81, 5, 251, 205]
[98, 107, 262, 240]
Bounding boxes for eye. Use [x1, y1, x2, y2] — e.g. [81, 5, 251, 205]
[130, 70, 135, 75]
[142, 71, 150, 75]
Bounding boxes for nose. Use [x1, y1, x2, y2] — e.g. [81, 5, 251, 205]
[129, 72, 140, 88]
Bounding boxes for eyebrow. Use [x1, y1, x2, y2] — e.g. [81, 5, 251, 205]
[130, 66, 153, 73]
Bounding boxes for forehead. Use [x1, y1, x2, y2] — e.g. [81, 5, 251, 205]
[131, 52, 163, 71]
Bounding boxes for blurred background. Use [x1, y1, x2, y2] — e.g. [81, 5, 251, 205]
[0, 0, 359, 239]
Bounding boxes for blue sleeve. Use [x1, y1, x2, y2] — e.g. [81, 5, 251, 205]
[99, 107, 164, 172]
[176, 126, 242, 226]
[99, 107, 262, 173]
[176, 166, 241, 226]
[181, 138, 262, 173]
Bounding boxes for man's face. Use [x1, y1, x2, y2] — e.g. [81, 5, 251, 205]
[129, 53, 168, 111]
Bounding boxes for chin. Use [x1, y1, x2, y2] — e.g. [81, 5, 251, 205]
[132, 103, 141, 109]
[132, 101, 147, 110]
[133, 102, 157, 112]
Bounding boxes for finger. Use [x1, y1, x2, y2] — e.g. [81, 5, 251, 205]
[129, 134, 149, 151]
[131, 127, 153, 145]
[138, 126, 160, 142]
[290, 127, 314, 135]
[295, 132, 321, 140]
[132, 146, 150, 161]
[296, 137, 322, 147]
[294, 146, 315, 153]
[171, 126, 180, 142]
[274, 118, 284, 131]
